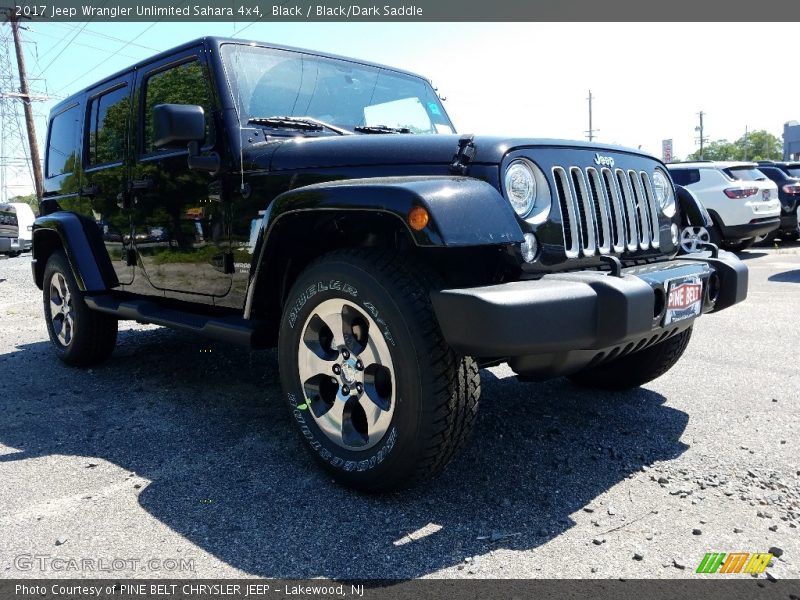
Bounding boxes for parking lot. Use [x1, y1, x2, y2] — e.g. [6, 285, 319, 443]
[0, 246, 798, 579]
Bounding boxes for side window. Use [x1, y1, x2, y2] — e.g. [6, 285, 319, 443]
[46, 104, 80, 178]
[142, 59, 212, 154]
[87, 85, 130, 166]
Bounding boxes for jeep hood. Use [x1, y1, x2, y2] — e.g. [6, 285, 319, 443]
[262, 134, 660, 172]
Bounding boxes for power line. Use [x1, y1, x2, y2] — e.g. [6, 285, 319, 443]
[55, 21, 161, 94]
[48, 22, 161, 52]
[26, 27, 142, 62]
[35, 20, 92, 76]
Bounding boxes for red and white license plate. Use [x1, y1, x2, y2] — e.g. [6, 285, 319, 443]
[664, 276, 703, 325]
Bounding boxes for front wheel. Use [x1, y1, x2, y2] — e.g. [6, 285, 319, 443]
[278, 250, 480, 492]
[568, 327, 693, 390]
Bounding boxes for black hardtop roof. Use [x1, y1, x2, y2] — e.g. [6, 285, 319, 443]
[50, 36, 427, 116]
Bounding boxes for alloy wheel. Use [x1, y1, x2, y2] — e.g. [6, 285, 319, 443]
[297, 298, 395, 451]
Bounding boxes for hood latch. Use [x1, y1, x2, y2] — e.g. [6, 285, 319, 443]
[450, 134, 477, 175]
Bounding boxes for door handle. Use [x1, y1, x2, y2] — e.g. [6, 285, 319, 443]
[129, 177, 155, 191]
[80, 185, 100, 197]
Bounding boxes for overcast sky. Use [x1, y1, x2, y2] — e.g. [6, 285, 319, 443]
[4, 21, 799, 196]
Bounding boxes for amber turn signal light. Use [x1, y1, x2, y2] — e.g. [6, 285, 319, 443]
[407, 206, 429, 231]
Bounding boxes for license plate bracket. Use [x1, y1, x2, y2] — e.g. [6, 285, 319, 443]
[664, 276, 703, 326]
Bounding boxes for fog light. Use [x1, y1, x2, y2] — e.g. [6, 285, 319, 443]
[671, 223, 679, 245]
[520, 233, 538, 263]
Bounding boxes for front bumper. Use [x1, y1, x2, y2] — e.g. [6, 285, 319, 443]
[431, 252, 747, 378]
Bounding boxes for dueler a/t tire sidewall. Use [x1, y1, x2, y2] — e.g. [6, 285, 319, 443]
[277, 256, 430, 490]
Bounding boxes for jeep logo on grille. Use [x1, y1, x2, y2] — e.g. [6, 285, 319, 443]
[594, 153, 615, 168]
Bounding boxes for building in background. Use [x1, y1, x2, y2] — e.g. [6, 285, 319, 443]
[784, 121, 800, 160]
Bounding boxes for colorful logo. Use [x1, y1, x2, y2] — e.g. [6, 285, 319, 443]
[696, 552, 772, 574]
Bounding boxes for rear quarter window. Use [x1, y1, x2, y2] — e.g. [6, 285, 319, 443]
[46, 104, 81, 178]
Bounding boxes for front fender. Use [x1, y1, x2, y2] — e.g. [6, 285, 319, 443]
[32, 212, 117, 291]
[676, 185, 713, 228]
[262, 176, 525, 247]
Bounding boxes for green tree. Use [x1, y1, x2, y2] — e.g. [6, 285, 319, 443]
[10, 193, 38, 216]
[685, 139, 738, 161]
[737, 130, 783, 161]
[685, 129, 782, 162]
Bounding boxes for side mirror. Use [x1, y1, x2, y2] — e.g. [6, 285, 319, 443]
[152, 103, 220, 174]
[152, 104, 205, 148]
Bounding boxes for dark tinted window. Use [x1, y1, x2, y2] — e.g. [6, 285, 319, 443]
[46, 104, 80, 178]
[87, 84, 129, 166]
[669, 169, 700, 186]
[724, 167, 767, 181]
[757, 167, 784, 182]
[142, 60, 212, 154]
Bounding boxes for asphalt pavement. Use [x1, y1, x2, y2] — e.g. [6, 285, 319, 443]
[0, 246, 798, 579]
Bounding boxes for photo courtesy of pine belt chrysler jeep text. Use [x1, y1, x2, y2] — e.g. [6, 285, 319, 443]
[31, 37, 748, 491]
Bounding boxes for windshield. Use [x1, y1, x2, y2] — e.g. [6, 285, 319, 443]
[220, 44, 455, 135]
[724, 167, 766, 181]
[786, 167, 800, 178]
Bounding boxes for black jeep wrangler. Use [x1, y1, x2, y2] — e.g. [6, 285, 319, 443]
[33, 37, 747, 491]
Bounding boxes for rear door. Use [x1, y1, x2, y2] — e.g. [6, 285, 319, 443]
[82, 75, 135, 285]
[129, 47, 230, 299]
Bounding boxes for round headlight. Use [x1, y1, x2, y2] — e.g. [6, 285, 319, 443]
[504, 160, 536, 217]
[653, 169, 676, 217]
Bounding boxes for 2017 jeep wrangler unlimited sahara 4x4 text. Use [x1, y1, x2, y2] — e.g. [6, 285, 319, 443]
[32, 37, 747, 491]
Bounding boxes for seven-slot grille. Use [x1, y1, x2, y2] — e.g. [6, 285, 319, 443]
[552, 165, 661, 258]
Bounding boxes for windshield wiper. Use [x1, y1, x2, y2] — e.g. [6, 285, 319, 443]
[353, 125, 413, 134]
[248, 116, 352, 136]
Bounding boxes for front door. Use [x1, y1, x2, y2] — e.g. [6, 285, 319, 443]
[130, 50, 230, 298]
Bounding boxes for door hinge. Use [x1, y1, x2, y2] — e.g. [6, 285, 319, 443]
[449, 134, 477, 175]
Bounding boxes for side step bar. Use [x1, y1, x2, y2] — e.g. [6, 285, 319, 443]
[84, 294, 274, 348]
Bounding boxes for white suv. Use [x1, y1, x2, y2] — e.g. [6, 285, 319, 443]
[667, 161, 780, 252]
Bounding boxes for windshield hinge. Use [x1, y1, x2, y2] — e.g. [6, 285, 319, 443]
[450, 134, 477, 175]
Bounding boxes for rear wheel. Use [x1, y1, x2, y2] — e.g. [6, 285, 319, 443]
[43, 250, 117, 366]
[278, 250, 480, 492]
[568, 328, 693, 390]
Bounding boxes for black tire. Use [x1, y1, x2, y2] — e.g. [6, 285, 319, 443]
[278, 249, 480, 492]
[43, 250, 118, 367]
[568, 327, 693, 391]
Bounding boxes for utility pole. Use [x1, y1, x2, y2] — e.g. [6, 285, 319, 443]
[695, 111, 708, 160]
[743, 125, 748, 161]
[9, 13, 43, 200]
[585, 90, 598, 142]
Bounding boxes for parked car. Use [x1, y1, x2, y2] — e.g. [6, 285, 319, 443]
[0, 203, 22, 257]
[754, 161, 800, 242]
[32, 37, 748, 491]
[10, 202, 35, 252]
[667, 161, 780, 252]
